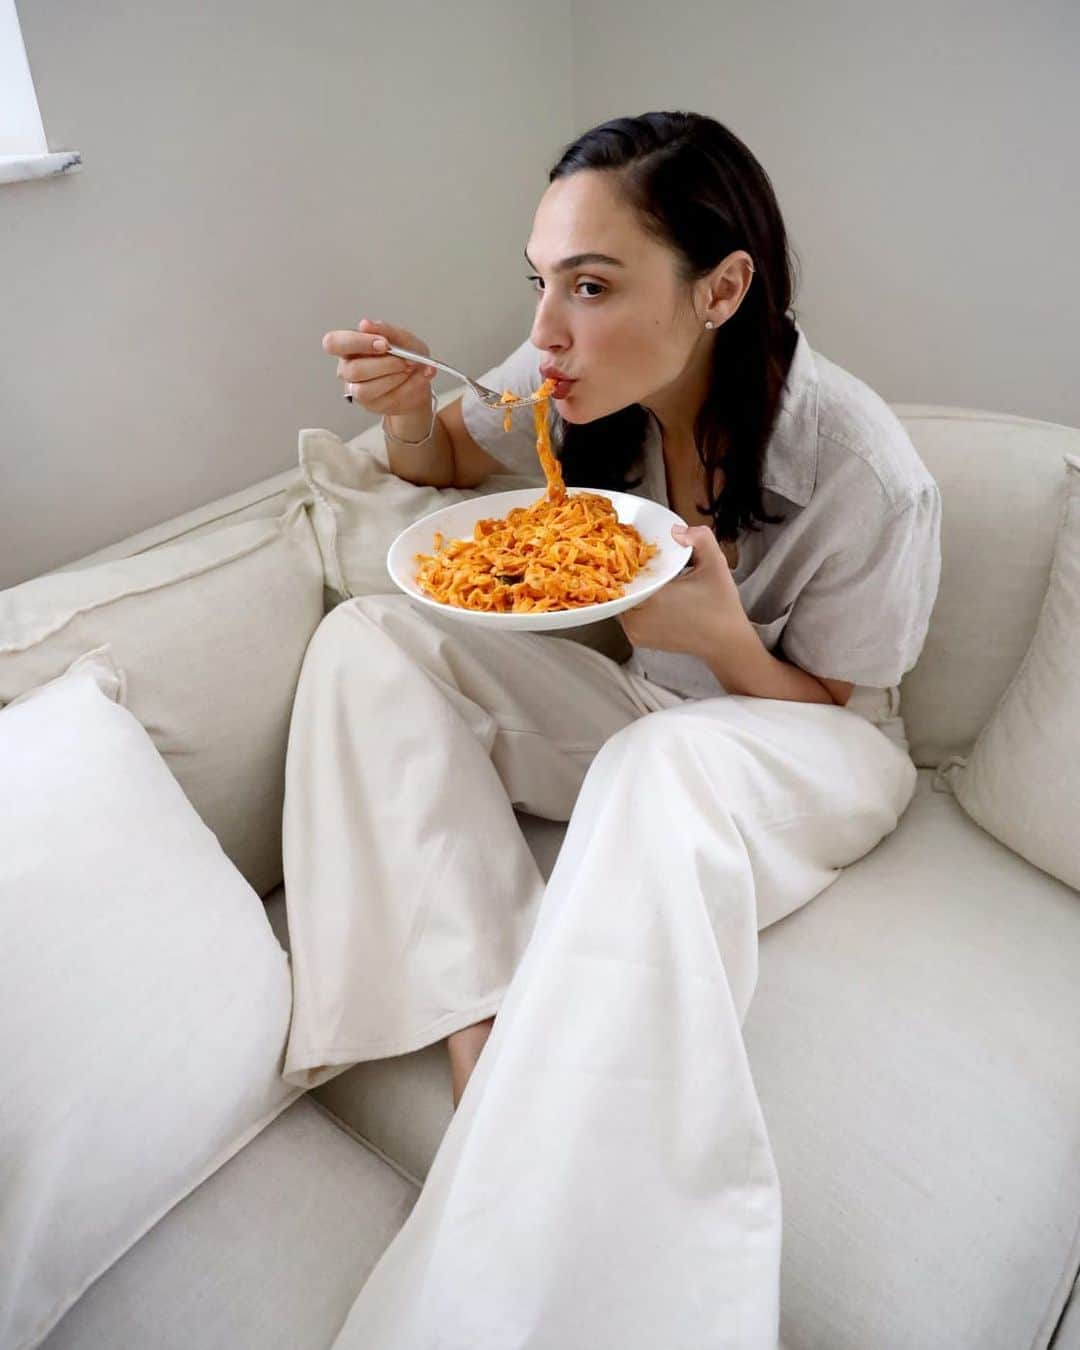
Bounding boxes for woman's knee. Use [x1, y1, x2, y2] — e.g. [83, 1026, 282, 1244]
[586, 707, 736, 799]
[338, 592, 410, 627]
[319, 593, 454, 655]
[310, 592, 391, 640]
[300, 594, 430, 692]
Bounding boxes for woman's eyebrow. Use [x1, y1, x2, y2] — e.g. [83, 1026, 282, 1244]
[523, 248, 625, 272]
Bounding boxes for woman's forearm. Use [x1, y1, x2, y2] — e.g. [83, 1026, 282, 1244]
[700, 618, 837, 705]
[384, 409, 456, 487]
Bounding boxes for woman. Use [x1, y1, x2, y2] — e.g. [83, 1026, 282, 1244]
[289, 111, 941, 1348]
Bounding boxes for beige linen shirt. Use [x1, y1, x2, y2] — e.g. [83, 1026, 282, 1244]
[461, 322, 942, 733]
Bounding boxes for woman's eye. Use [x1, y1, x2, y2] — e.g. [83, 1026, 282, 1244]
[525, 274, 605, 299]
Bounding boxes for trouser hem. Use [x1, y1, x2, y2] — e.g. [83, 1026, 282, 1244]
[283, 994, 507, 1086]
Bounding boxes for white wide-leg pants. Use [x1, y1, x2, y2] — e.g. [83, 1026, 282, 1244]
[280, 594, 917, 1350]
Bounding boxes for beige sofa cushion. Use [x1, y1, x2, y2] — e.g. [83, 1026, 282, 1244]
[1, 652, 300, 1350]
[934, 453, 1080, 892]
[47, 469, 311, 573]
[0, 501, 324, 898]
[744, 774, 1080, 1350]
[38, 1100, 416, 1350]
[893, 407, 1080, 768]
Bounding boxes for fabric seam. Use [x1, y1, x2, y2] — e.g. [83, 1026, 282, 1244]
[305, 1095, 424, 1193]
[298, 438, 352, 599]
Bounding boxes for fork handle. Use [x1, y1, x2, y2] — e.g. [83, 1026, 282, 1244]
[384, 343, 465, 383]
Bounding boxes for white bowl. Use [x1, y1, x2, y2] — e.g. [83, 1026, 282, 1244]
[386, 487, 693, 632]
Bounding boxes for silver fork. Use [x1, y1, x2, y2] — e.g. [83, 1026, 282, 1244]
[344, 342, 549, 408]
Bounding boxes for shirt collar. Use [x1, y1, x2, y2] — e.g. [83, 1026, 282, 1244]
[763, 319, 820, 508]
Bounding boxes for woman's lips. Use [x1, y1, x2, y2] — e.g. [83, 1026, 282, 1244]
[552, 378, 575, 399]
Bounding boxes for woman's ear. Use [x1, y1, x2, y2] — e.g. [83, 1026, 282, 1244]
[705, 250, 756, 324]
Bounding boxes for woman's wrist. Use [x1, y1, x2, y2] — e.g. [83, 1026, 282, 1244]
[381, 390, 456, 487]
[384, 390, 438, 445]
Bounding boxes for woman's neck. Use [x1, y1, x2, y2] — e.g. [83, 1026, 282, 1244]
[640, 333, 714, 446]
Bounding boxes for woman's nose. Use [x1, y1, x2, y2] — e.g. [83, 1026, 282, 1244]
[529, 295, 569, 354]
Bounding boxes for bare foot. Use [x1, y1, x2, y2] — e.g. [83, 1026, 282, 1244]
[446, 1016, 495, 1109]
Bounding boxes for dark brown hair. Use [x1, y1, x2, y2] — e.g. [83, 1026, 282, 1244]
[548, 110, 800, 543]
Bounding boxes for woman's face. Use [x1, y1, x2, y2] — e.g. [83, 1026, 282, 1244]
[525, 170, 714, 425]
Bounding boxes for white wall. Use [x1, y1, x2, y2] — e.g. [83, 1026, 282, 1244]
[1, 0, 572, 587]
[572, 0, 1079, 428]
[4, 1, 1078, 588]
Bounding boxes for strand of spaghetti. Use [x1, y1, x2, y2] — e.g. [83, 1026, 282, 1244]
[530, 384, 565, 502]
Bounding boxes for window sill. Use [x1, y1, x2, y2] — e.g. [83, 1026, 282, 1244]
[0, 150, 82, 185]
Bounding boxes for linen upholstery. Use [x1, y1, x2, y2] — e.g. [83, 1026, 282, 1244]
[892, 407, 1080, 767]
[743, 773, 1080, 1350]
[0, 501, 324, 898]
[39, 1100, 417, 1350]
[47, 468, 311, 574]
[933, 453, 1080, 892]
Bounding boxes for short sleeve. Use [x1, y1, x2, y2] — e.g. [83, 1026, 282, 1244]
[780, 480, 943, 687]
[459, 337, 551, 480]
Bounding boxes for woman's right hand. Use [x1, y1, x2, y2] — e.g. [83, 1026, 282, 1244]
[321, 318, 437, 415]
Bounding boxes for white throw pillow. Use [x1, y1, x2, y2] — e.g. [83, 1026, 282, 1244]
[934, 453, 1080, 891]
[0, 649, 300, 1350]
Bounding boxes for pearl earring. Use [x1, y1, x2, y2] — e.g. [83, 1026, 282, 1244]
[704, 320, 715, 330]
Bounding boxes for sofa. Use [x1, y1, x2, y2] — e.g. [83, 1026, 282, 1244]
[2, 386, 1078, 1350]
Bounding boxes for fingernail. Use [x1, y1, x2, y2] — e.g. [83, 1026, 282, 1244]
[373, 338, 388, 351]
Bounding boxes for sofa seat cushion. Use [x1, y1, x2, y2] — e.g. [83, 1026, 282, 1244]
[40, 1099, 418, 1350]
[280, 773, 1080, 1349]
[743, 771, 1080, 1350]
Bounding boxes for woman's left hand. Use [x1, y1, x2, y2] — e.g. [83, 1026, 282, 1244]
[617, 524, 749, 655]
